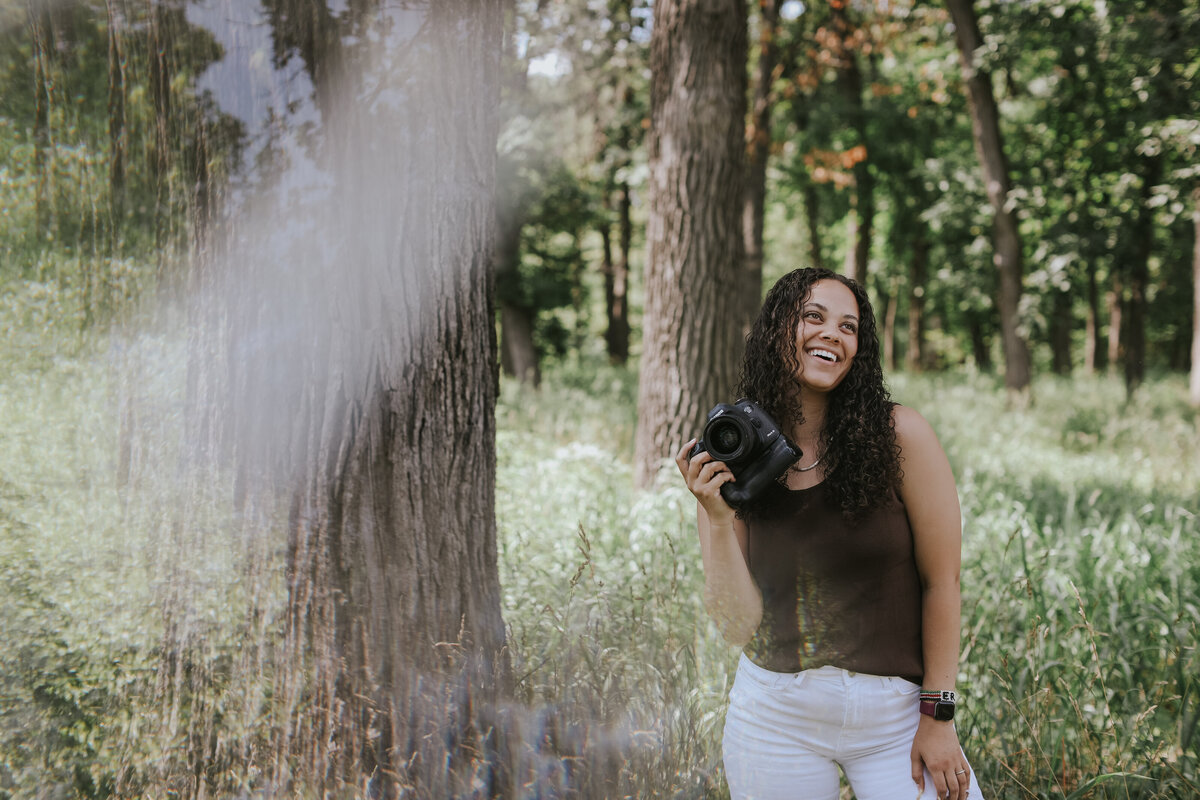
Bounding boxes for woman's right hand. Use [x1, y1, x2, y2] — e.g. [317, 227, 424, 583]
[675, 439, 736, 525]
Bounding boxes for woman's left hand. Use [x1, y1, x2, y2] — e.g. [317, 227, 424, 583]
[911, 717, 971, 800]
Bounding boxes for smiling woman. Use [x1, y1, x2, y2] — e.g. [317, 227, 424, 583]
[676, 267, 986, 800]
[794, 279, 861, 393]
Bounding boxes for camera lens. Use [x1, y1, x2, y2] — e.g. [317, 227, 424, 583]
[712, 421, 742, 452]
[705, 417, 752, 463]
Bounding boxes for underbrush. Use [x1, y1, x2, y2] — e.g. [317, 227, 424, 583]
[1, 287, 1198, 798]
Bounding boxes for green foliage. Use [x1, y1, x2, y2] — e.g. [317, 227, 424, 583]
[0, 0, 242, 324]
[0, 284, 158, 799]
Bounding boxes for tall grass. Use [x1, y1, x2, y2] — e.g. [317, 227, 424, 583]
[1, 288, 1198, 798]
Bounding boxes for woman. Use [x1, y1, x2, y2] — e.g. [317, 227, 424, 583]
[675, 268, 981, 800]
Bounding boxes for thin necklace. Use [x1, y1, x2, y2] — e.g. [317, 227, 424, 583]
[794, 455, 821, 473]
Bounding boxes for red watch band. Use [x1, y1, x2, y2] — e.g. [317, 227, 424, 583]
[919, 690, 957, 721]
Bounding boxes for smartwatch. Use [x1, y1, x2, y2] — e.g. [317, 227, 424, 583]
[919, 689, 957, 721]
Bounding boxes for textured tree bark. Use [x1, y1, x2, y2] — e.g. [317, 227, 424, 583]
[634, 0, 748, 487]
[741, 0, 779, 335]
[1191, 182, 1200, 407]
[213, 2, 509, 794]
[945, 0, 1031, 397]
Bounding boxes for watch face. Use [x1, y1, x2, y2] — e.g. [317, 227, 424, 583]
[934, 701, 956, 721]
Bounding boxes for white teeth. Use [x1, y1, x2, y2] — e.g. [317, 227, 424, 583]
[809, 348, 838, 362]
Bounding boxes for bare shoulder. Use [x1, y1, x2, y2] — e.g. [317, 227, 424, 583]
[890, 404, 956, 498]
[891, 404, 939, 449]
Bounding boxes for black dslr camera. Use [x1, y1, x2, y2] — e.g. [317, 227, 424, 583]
[690, 399, 801, 507]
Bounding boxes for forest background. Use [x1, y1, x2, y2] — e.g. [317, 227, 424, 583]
[0, 0, 1198, 798]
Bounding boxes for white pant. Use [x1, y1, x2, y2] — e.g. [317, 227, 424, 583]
[723, 654, 983, 800]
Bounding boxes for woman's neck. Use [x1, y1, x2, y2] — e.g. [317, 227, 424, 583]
[791, 389, 829, 446]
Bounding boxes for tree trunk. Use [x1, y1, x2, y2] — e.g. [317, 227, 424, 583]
[603, 183, 632, 365]
[1084, 259, 1104, 373]
[1107, 277, 1123, 371]
[210, 3, 509, 794]
[495, 193, 541, 386]
[29, 3, 54, 241]
[634, 0, 748, 488]
[832, 1, 872, 285]
[741, 0, 779, 335]
[945, 0, 1031, 397]
[967, 309, 992, 372]
[148, 0, 177, 286]
[906, 229, 929, 372]
[302, 5, 506, 792]
[500, 303, 541, 385]
[1191, 182, 1200, 407]
[1050, 288, 1072, 375]
[1124, 154, 1160, 396]
[880, 282, 896, 372]
[106, 0, 127, 247]
[804, 182, 825, 270]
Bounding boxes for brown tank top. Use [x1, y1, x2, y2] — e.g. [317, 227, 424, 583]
[742, 481, 924, 685]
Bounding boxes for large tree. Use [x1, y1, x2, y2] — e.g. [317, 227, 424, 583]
[634, 0, 748, 486]
[196, 1, 509, 794]
[945, 0, 1031, 396]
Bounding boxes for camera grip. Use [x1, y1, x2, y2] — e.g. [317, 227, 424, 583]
[718, 436, 801, 507]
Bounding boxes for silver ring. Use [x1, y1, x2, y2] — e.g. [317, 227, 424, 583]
[956, 769, 967, 775]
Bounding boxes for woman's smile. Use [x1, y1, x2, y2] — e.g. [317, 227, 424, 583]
[795, 278, 859, 391]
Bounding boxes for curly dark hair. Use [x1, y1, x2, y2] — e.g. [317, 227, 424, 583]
[736, 267, 901, 517]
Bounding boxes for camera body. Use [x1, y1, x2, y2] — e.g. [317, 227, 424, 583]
[690, 398, 801, 507]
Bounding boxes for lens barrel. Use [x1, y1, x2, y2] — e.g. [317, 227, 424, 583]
[703, 414, 754, 464]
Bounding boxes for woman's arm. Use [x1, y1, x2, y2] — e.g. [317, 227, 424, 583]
[675, 441, 763, 646]
[893, 406, 972, 800]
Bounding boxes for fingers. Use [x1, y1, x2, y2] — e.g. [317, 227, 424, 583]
[675, 439, 735, 504]
[926, 766, 971, 800]
[675, 439, 727, 483]
[954, 765, 971, 798]
[673, 439, 696, 471]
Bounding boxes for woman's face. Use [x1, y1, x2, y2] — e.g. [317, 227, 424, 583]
[794, 278, 860, 394]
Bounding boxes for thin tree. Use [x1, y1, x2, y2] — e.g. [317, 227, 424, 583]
[106, 0, 127, 249]
[741, 0, 780, 334]
[1191, 180, 1200, 407]
[830, 0, 872, 285]
[945, 0, 1031, 397]
[634, 0, 748, 487]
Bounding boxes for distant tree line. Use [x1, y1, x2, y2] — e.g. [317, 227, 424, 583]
[2, 0, 1197, 401]
[503, 0, 1199, 417]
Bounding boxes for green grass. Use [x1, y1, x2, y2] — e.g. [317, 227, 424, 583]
[1, 283, 1198, 798]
